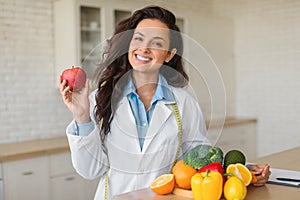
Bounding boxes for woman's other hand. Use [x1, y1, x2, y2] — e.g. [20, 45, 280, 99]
[59, 76, 91, 124]
[248, 164, 271, 186]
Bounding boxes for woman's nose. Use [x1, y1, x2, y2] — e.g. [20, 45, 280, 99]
[138, 45, 151, 53]
[137, 41, 151, 52]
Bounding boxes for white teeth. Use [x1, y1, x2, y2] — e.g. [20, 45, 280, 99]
[136, 54, 150, 61]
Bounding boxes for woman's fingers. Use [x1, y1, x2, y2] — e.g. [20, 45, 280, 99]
[63, 87, 71, 102]
[59, 78, 71, 104]
[85, 78, 89, 90]
[249, 164, 270, 174]
[248, 164, 271, 187]
[83, 79, 90, 96]
[253, 172, 270, 186]
[261, 164, 271, 177]
[59, 78, 68, 93]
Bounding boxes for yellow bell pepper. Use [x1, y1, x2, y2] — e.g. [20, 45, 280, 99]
[191, 170, 223, 200]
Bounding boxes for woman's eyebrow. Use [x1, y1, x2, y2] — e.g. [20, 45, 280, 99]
[134, 32, 144, 37]
[153, 36, 166, 41]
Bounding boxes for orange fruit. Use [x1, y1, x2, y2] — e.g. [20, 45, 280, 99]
[172, 160, 197, 189]
[150, 174, 175, 195]
[226, 163, 252, 186]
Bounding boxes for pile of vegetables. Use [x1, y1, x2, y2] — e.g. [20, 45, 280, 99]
[183, 144, 249, 200]
[150, 144, 252, 200]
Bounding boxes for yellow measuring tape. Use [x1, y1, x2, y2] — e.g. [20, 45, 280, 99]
[170, 103, 183, 172]
[103, 103, 182, 200]
[99, 118, 110, 200]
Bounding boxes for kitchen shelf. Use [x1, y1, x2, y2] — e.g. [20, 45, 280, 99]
[80, 6, 101, 64]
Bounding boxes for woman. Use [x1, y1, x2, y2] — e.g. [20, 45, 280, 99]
[59, 6, 270, 199]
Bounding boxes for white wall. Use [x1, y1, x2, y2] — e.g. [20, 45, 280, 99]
[0, 0, 72, 142]
[212, 0, 300, 156]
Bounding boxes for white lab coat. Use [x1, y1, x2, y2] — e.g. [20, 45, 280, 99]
[66, 86, 209, 199]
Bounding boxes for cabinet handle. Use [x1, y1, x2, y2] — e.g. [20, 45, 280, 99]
[22, 171, 34, 176]
[65, 177, 75, 181]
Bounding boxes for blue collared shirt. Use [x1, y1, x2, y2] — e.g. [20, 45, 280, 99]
[123, 74, 174, 150]
[74, 74, 174, 151]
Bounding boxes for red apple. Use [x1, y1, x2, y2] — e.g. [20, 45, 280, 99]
[61, 66, 86, 91]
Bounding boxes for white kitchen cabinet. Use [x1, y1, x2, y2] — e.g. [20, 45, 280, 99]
[49, 152, 99, 200]
[50, 152, 81, 200]
[51, 174, 85, 200]
[207, 120, 257, 160]
[2, 156, 50, 200]
[0, 152, 99, 200]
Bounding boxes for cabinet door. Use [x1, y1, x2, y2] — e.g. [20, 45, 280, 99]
[82, 178, 99, 200]
[80, 6, 101, 63]
[50, 174, 84, 200]
[2, 156, 49, 200]
[49, 152, 75, 177]
[49, 152, 99, 200]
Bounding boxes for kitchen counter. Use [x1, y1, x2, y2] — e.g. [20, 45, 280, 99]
[206, 117, 256, 128]
[0, 137, 69, 162]
[0, 118, 256, 162]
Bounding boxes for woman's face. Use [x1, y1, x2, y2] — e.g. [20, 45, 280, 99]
[128, 19, 176, 74]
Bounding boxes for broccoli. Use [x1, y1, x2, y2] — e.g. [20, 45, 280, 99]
[183, 144, 223, 170]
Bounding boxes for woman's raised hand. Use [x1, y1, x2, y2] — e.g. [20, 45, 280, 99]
[59, 76, 91, 124]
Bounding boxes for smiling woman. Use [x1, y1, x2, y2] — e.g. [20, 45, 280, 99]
[59, 6, 208, 199]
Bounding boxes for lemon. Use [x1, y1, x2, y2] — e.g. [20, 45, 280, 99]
[226, 163, 252, 186]
[224, 176, 247, 200]
[224, 149, 246, 170]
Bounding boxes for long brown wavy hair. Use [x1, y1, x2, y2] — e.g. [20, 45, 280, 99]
[94, 6, 189, 140]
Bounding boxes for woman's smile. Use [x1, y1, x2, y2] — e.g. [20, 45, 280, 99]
[135, 54, 152, 63]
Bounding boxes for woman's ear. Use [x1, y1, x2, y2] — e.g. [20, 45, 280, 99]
[165, 48, 177, 63]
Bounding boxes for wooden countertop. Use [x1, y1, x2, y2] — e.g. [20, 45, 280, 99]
[0, 136, 69, 162]
[0, 118, 256, 162]
[206, 117, 257, 128]
[249, 147, 300, 171]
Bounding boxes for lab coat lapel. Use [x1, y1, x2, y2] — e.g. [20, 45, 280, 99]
[113, 97, 138, 139]
[142, 101, 173, 152]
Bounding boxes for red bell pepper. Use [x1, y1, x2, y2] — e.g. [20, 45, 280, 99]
[198, 162, 225, 184]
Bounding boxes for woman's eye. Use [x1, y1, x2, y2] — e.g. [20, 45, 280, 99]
[133, 36, 143, 42]
[152, 41, 163, 48]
